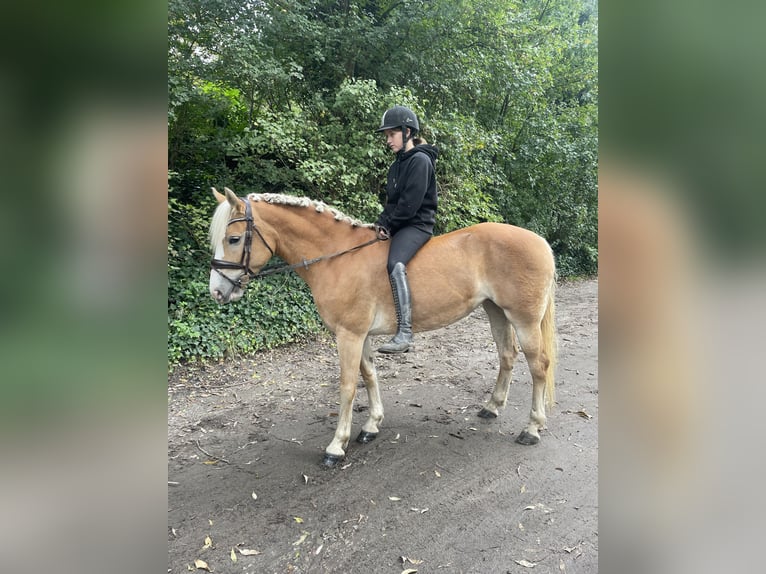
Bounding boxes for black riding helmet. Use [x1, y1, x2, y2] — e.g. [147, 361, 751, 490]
[376, 105, 419, 145]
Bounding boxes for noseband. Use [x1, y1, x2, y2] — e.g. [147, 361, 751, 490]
[210, 198, 274, 290]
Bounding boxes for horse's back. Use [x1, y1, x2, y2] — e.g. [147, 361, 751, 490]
[400, 222, 554, 332]
[417, 222, 555, 277]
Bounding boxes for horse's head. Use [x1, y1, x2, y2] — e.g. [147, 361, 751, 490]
[208, 187, 274, 304]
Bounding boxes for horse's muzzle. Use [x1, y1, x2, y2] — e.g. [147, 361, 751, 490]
[209, 267, 246, 304]
[210, 284, 245, 304]
[211, 287, 227, 304]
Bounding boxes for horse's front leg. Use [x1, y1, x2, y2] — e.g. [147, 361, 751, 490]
[356, 335, 384, 444]
[323, 330, 365, 467]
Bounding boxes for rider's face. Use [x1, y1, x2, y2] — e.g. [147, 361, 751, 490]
[384, 128, 406, 153]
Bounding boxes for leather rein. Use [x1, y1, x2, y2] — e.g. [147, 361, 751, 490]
[210, 197, 382, 289]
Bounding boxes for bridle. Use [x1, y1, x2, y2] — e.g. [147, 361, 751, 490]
[210, 196, 383, 289]
[210, 198, 274, 290]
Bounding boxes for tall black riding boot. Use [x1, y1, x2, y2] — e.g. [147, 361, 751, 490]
[378, 262, 413, 354]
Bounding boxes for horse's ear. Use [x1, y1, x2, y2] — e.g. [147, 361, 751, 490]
[211, 187, 226, 204]
[223, 187, 242, 211]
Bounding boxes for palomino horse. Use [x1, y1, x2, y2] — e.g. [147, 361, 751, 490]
[208, 187, 557, 467]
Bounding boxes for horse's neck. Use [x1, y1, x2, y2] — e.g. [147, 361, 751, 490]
[266, 206, 356, 264]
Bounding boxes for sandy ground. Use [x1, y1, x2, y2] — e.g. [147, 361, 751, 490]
[168, 278, 597, 574]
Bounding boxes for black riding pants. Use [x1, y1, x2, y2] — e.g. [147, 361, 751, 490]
[386, 226, 432, 274]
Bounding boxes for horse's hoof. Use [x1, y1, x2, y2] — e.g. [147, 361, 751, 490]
[356, 430, 378, 444]
[515, 430, 540, 445]
[477, 408, 498, 419]
[322, 453, 343, 468]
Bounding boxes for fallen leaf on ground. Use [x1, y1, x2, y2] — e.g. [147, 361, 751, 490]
[400, 555, 424, 565]
[401, 570, 418, 574]
[293, 532, 309, 546]
[193, 559, 211, 571]
[251, 492, 258, 500]
[564, 544, 583, 558]
[388, 496, 402, 501]
[294, 517, 304, 523]
[514, 559, 537, 567]
[564, 409, 592, 419]
[201, 536, 213, 550]
[230, 548, 237, 562]
[237, 548, 261, 556]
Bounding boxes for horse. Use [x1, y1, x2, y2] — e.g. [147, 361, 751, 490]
[208, 187, 557, 467]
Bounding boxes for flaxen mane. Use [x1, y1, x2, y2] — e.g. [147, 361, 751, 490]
[248, 193, 374, 229]
[211, 192, 374, 252]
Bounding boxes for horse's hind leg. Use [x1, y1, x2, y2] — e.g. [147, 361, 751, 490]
[514, 325, 551, 445]
[478, 301, 519, 419]
[356, 336, 384, 444]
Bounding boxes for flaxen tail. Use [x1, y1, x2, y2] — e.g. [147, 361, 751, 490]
[541, 280, 558, 410]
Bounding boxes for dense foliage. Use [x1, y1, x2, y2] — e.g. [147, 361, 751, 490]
[168, 0, 598, 366]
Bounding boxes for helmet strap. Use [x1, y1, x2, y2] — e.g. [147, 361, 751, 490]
[401, 126, 413, 147]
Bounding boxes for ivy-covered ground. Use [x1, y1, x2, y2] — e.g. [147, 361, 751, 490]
[167, 279, 597, 573]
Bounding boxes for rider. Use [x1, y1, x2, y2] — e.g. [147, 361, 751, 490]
[374, 105, 439, 353]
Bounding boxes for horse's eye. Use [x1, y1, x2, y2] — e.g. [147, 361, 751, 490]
[228, 236, 241, 245]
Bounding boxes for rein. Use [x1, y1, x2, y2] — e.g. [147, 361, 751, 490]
[210, 196, 382, 287]
[253, 236, 381, 278]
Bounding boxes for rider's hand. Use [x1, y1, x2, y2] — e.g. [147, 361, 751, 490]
[374, 224, 391, 240]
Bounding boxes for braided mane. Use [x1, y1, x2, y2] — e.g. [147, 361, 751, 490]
[248, 193, 374, 229]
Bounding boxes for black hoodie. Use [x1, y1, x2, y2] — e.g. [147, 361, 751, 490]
[376, 143, 439, 235]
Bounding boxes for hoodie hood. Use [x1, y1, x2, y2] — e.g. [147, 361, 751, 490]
[399, 143, 439, 165]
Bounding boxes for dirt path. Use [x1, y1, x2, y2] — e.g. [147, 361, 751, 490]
[168, 279, 598, 574]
